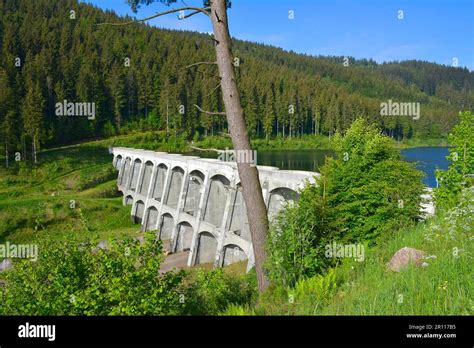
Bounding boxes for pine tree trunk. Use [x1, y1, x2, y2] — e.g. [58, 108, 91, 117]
[32, 136, 37, 165]
[210, 0, 270, 291]
[166, 98, 169, 136]
[22, 137, 26, 162]
[5, 141, 8, 168]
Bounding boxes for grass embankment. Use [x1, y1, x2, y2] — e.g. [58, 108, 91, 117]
[0, 134, 252, 275]
[394, 137, 449, 149]
[0, 142, 138, 244]
[224, 189, 474, 315]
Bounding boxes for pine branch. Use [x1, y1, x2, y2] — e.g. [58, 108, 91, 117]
[185, 61, 217, 69]
[97, 6, 210, 27]
[193, 104, 225, 116]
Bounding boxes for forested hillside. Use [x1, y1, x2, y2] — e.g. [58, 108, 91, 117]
[1, 0, 472, 154]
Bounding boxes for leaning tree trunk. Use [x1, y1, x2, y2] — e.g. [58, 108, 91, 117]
[210, 0, 270, 291]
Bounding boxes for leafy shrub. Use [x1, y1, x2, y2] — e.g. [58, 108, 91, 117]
[179, 268, 257, 315]
[266, 183, 335, 287]
[0, 232, 186, 315]
[435, 111, 474, 209]
[325, 118, 425, 242]
[266, 118, 425, 286]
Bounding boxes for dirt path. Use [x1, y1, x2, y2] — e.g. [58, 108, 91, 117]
[159, 251, 190, 274]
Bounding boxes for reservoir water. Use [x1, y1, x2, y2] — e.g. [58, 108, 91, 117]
[188, 147, 449, 188]
[400, 147, 449, 187]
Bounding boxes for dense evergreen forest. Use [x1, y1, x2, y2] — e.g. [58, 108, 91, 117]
[0, 0, 473, 154]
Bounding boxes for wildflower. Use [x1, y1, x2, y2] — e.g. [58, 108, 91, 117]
[438, 281, 448, 291]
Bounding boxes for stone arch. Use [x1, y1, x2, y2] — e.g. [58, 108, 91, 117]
[195, 231, 218, 265]
[120, 157, 132, 186]
[159, 213, 174, 241]
[151, 163, 168, 202]
[144, 206, 159, 231]
[268, 187, 299, 218]
[203, 174, 230, 227]
[139, 160, 154, 195]
[175, 222, 194, 252]
[133, 200, 145, 224]
[124, 195, 134, 206]
[129, 158, 142, 191]
[183, 170, 205, 216]
[222, 244, 248, 266]
[165, 166, 184, 208]
[114, 155, 122, 170]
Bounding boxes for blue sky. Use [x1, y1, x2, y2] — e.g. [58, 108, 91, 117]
[83, 0, 474, 70]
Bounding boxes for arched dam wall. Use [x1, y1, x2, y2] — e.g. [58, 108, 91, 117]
[111, 147, 318, 271]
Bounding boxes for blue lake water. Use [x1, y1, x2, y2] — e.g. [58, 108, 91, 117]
[256, 147, 450, 187]
[188, 147, 450, 187]
[400, 147, 450, 187]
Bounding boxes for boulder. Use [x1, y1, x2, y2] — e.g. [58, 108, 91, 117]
[0, 259, 13, 272]
[91, 240, 109, 254]
[388, 247, 426, 272]
[97, 240, 108, 250]
[135, 235, 145, 245]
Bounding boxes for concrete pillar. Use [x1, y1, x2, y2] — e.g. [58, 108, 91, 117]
[129, 159, 145, 223]
[187, 171, 211, 266]
[141, 164, 159, 232]
[156, 163, 173, 241]
[135, 159, 146, 195]
[262, 179, 271, 208]
[170, 166, 190, 252]
[123, 157, 132, 190]
[117, 156, 127, 188]
[146, 164, 158, 199]
[129, 159, 143, 193]
[215, 186, 237, 267]
[246, 245, 255, 272]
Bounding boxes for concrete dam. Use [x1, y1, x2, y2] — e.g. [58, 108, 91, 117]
[111, 147, 318, 271]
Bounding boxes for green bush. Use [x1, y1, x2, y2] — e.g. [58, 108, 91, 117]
[435, 111, 474, 209]
[266, 183, 335, 287]
[266, 118, 425, 287]
[179, 268, 257, 315]
[0, 232, 186, 315]
[325, 118, 425, 242]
